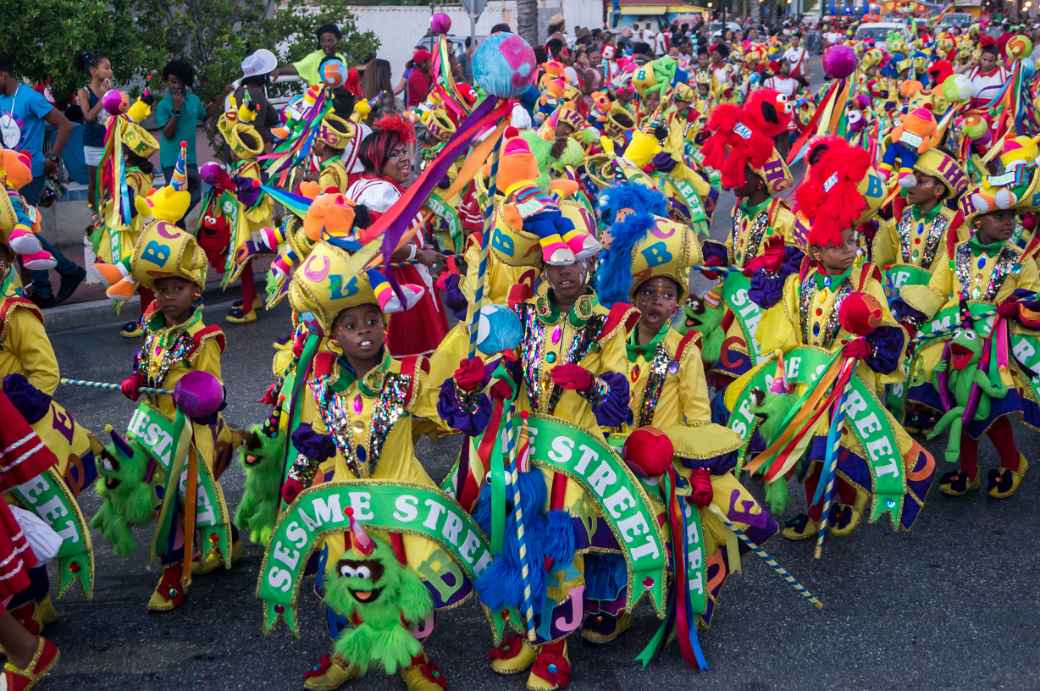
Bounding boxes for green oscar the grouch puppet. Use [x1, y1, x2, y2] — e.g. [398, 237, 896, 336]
[324, 510, 435, 680]
[927, 327, 1008, 463]
[91, 426, 162, 555]
[748, 382, 799, 514]
[680, 293, 726, 365]
[233, 424, 285, 545]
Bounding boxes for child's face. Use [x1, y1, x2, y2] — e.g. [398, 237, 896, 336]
[332, 304, 385, 363]
[94, 58, 113, 82]
[812, 228, 858, 273]
[166, 75, 185, 94]
[544, 261, 586, 306]
[976, 209, 1016, 244]
[906, 174, 944, 207]
[154, 277, 198, 324]
[635, 277, 681, 333]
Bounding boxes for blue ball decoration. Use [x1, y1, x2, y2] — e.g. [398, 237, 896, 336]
[473, 33, 537, 98]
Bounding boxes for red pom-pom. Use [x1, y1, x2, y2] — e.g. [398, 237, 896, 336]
[623, 427, 674, 478]
[839, 291, 883, 337]
[374, 114, 416, 145]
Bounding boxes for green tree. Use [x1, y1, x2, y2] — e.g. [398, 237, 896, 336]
[6, 0, 378, 106]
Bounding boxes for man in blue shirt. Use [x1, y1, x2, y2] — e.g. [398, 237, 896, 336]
[154, 59, 205, 224]
[0, 54, 84, 307]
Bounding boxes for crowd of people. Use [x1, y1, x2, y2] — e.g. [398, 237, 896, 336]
[0, 8, 1039, 689]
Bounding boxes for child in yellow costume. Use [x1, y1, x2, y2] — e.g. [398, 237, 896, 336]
[899, 168, 1039, 500]
[196, 96, 276, 325]
[112, 220, 238, 611]
[732, 137, 934, 545]
[433, 222, 637, 690]
[873, 148, 970, 303]
[584, 182, 777, 656]
[275, 240, 448, 691]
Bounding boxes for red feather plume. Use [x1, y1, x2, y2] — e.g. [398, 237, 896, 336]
[795, 136, 870, 247]
[373, 114, 416, 145]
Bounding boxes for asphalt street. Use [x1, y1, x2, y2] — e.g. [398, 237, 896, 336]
[40, 174, 1040, 690]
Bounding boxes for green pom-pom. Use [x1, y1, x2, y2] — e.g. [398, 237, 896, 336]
[765, 478, 790, 515]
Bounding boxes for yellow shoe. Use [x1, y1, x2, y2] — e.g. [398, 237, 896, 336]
[303, 655, 360, 690]
[147, 565, 187, 612]
[939, 470, 981, 497]
[399, 654, 446, 690]
[781, 513, 819, 541]
[489, 633, 537, 675]
[2, 636, 59, 691]
[225, 306, 257, 324]
[119, 321, 142, 338]
[829, 503, 863, 537]
[192, 539, 243, 576]
[526, 640, 570, 691]
[581, 611, 632, 644]
[988, 456, 1029, 499]
[36, 596, 58, 626]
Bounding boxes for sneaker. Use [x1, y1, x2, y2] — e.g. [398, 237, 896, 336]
[56, 266, 87, 304]
[1, 636, 59, 691]
[120, 321, 143, 338]
[939, 470, 980, 497]
[987, 456, 1029, 500]
[829, 503, 863, 537]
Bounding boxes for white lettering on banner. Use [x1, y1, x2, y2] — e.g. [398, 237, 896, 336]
[442, 511, 463, 544]
[618, 513, 661, 561]
[574, 444, 598, 474]
[604, 486, 636, 519]
[588, 461, 618, 496]
[1012, 336, 1040, 374]
[393, 494, 419, 522]
[36, 496, 68, 523]
[55, 521, 78, 544]
[177, 472, 216, 525]
[267, 567, 292, 592]
[286, 521, 307, 549]
[787, 356, 801, 380]
[866, 438, 899, 476]
[422, 499, 448, 531]
[844, 389, 868, 417]
[731, 289, 762, 333]
[17, 476, 48, 503]
[346, 492, 371, 520]
[549, 435, 574, 464]
[272, 541, 301, 572]
[313, 494, 344, 524]
[459, 529, 481, 562]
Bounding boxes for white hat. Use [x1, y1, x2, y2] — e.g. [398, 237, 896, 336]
[241, 49, 278, 79]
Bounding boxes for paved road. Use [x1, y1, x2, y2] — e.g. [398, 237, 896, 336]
[35, 57, 1040, 690]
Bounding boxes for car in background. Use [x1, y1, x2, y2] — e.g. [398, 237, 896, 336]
[854, 22, 911, 44]
[938, 12, 974, 29]
[708, 20, 743, 37]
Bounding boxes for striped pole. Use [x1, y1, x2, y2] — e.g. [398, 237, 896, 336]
[814, 382, 851, 560]
[466, 129, 503, 358]
[503, 409, 538, 642]
[708, 505, 823, 610]
[60, 377, 173, 396]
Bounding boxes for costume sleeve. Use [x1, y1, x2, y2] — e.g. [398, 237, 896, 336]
[756, 274, 800, 355]
[872, 218, 899, 267]
[900, 244, 953, 318]
[5, 309, 59, 396]
[1006, 253, 1040, 298]
[677, 342, 712, 425]
[190, 337, 223, 381]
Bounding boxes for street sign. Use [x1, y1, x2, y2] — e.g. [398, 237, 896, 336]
[462, 0, 488, 18]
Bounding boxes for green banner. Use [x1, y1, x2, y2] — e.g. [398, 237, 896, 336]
[722, 271, 764, 364]
[427, 192, 463, 255]
[727, 346, 906, 528]
[128, 404, 232, 567]
[883, 263, 932, 298]
[11, 467, 93, 599]
[663, 176, 709, 236]
[518, 415, 668, 618]
[257, 481, 491, 635]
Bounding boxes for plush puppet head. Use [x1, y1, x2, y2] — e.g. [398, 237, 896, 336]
[91, 427, 160, 556]
[796, 136, 871, 247]
[838, 291, 883, 337]
[496, 134, 540, 193]
[234, 425, 286, 545]
[744, 88, 793, 139]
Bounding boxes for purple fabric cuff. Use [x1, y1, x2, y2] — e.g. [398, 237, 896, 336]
[890, 298, 927, 325]
[749, 271, 785, 308]
[2, 374, 51, 424]
[235, 177, 262, 208]
[291, 423, 337, 462]
[589, 371, 633, 428]
[780, 246, 804, 279]
[441, 273, 468, 322]
[437, 379, 492, 436]
[679, 449, 739, 475]
[865, 325, 905, 374]
[701, 240, 728, 267]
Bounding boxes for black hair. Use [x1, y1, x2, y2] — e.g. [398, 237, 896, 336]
[0, 54, 15, 76]
[331, 87, 356, 119]
[534, 46, 548, 64]
[241, 73, 269, 87]
[317, 23, 342, 41]
[981, 44, 999, 56]
[546, 37, 566, 58]
[74, 51, 103, 73]
[491, 22, 512, 34]
[162, 59, 195, 87]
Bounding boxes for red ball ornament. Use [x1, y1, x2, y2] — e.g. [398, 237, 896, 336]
[839, 291, 883, 337]
[623, 427, 674, 478]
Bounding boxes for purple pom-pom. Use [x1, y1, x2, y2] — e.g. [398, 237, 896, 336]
[430, 12, 452, 35]
[823, 45, 857, 79]
[199, 161, 228, 186]
[102, 89, 129, 116]
[173, 371, 225, 420]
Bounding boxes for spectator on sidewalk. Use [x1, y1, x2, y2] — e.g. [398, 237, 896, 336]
[272, 24, 348, 86]
[405, 49, 432, 108]
[0, 54, 84, 308]
[155, 59, 204, 226]
[73, 51, 112, 213]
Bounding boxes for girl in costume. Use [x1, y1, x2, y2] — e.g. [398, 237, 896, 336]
[694, 91, 801, 387]
[195, 95, 275, 325]
[898, 159, 1039, 499]
[0, 391, 62, 690]
[737, 137, 935, 544]
[346, 116, 447, 357]
[273, 238, 447, 691]
[105, 218, 238, 611]
[73, 51, 112, 213]
[584, 182, 777, 659]
[434, 176, 636, 690]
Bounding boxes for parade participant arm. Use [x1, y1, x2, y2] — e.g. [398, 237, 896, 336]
[747, 237, 791, 309]
[871, 218, 899, 268]
[5, 309, 59, 396]
[899, 244, 955, 323]
[845, 283, 906, 376]
[436, 356, 495, 436]
[43, 107, 72, 175]
[551, 363, 631, 428]
[755, 274, 800, 354]
[282, 422, 336, 504]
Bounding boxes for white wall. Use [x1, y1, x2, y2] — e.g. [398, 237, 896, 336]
[346, 0, 603, 83]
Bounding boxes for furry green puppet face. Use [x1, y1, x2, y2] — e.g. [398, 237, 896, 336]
[335, 555, 388, 605]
